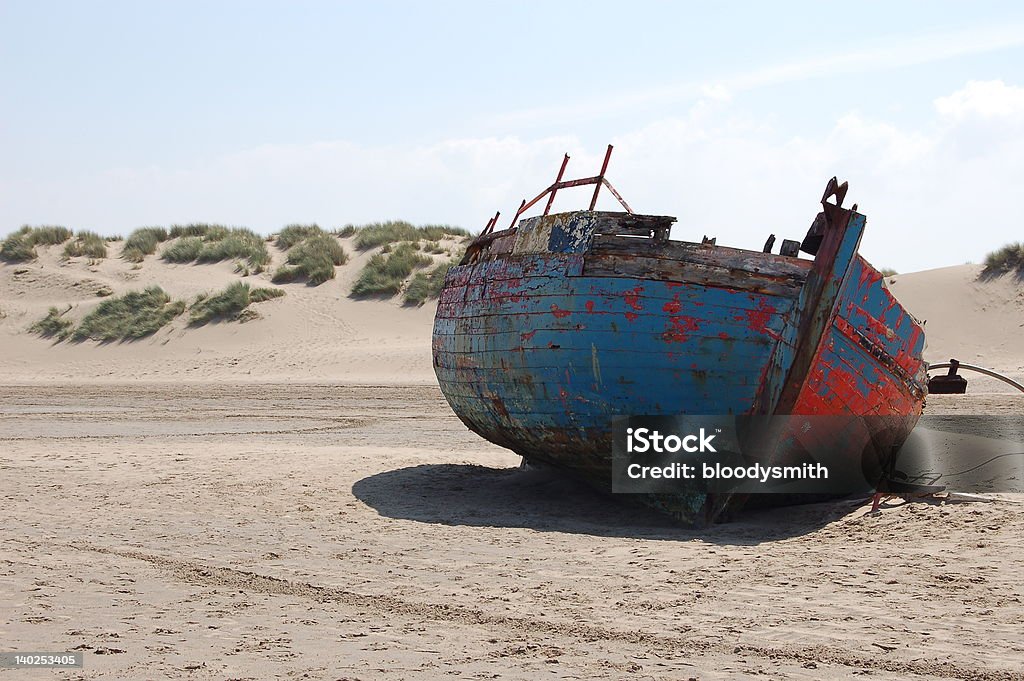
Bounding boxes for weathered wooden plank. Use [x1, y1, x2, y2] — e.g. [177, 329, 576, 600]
[438, 326, 781, 355]
[437, 294, 793, 323]
[440, 275, 799, 312]
[437, 368, 762, 392]
[436, 338, 774, 367]
[437, 323, 782, 347]
[443, 384, 754, 418]
[835, 256, 926, 380]
[436, 292, 794, 336]
[797, 328, 923, 417]
[449, 254, 585, 284]
[435, 308, 794, 339]
[582, 253, 803, 297]
[765, 209, 866, 415]
[580, 211, 675, 229]
[590, 234, 812, 279]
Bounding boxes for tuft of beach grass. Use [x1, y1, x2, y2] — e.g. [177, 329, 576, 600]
[72, 286, 184, 341]
[189, 281, 285, 325]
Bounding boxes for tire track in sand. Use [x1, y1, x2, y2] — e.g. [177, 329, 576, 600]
[75, 544, 1024, 681]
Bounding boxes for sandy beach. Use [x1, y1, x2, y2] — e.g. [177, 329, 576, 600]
[2, 243, 1024, 679]
[0, 383, 1021, 680]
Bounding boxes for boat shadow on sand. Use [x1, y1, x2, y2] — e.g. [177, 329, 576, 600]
[351, 463, 871, 545]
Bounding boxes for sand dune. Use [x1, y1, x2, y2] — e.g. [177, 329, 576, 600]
[0, 238, 439, 384]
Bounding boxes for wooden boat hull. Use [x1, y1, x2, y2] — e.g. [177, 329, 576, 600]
[433, 205, 928, 523]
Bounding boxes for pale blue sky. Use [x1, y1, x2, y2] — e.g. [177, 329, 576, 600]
[2, 1, 1023, 270]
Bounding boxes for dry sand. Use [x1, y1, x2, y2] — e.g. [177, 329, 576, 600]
[2, 385, 1022, 680]
[2, 246, 1023, 679]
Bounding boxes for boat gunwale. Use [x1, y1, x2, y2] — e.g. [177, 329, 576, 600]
[464, 209, 814, 284]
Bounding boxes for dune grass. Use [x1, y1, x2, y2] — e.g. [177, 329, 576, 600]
[879, 267, 898, 277]
[200, 226, 230, 242]
[168, 223, 227, 239]
[272, 234, 348, 285]
[403, 260, 457, 306]
[63, 231, 108, 259]
[276, 224, 325, 250]
[1, 225, 75, 262]
[161, 236, 204, 263]
[351, 242, 432, 297]
[122, 227, 169, 262]
[980, 242, 1024, 279]
[159, 227, 270, 269]
[248, 286, 286, 303]
[334, 225, 357, 238]
[71, 286, 184, 341]
[27, 225, 73, 246]
[195, 228, 269, 268]
[352, 221, 470, 251]
[29, 307, 74, 340]
[189, 281, 285, 325]
[1, 230, 36, 262]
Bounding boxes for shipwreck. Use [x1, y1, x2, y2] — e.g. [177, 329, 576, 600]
[432, 146, 929, 524]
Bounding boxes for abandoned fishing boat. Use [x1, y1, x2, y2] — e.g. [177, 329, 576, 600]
[432, 146, 928, 523]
